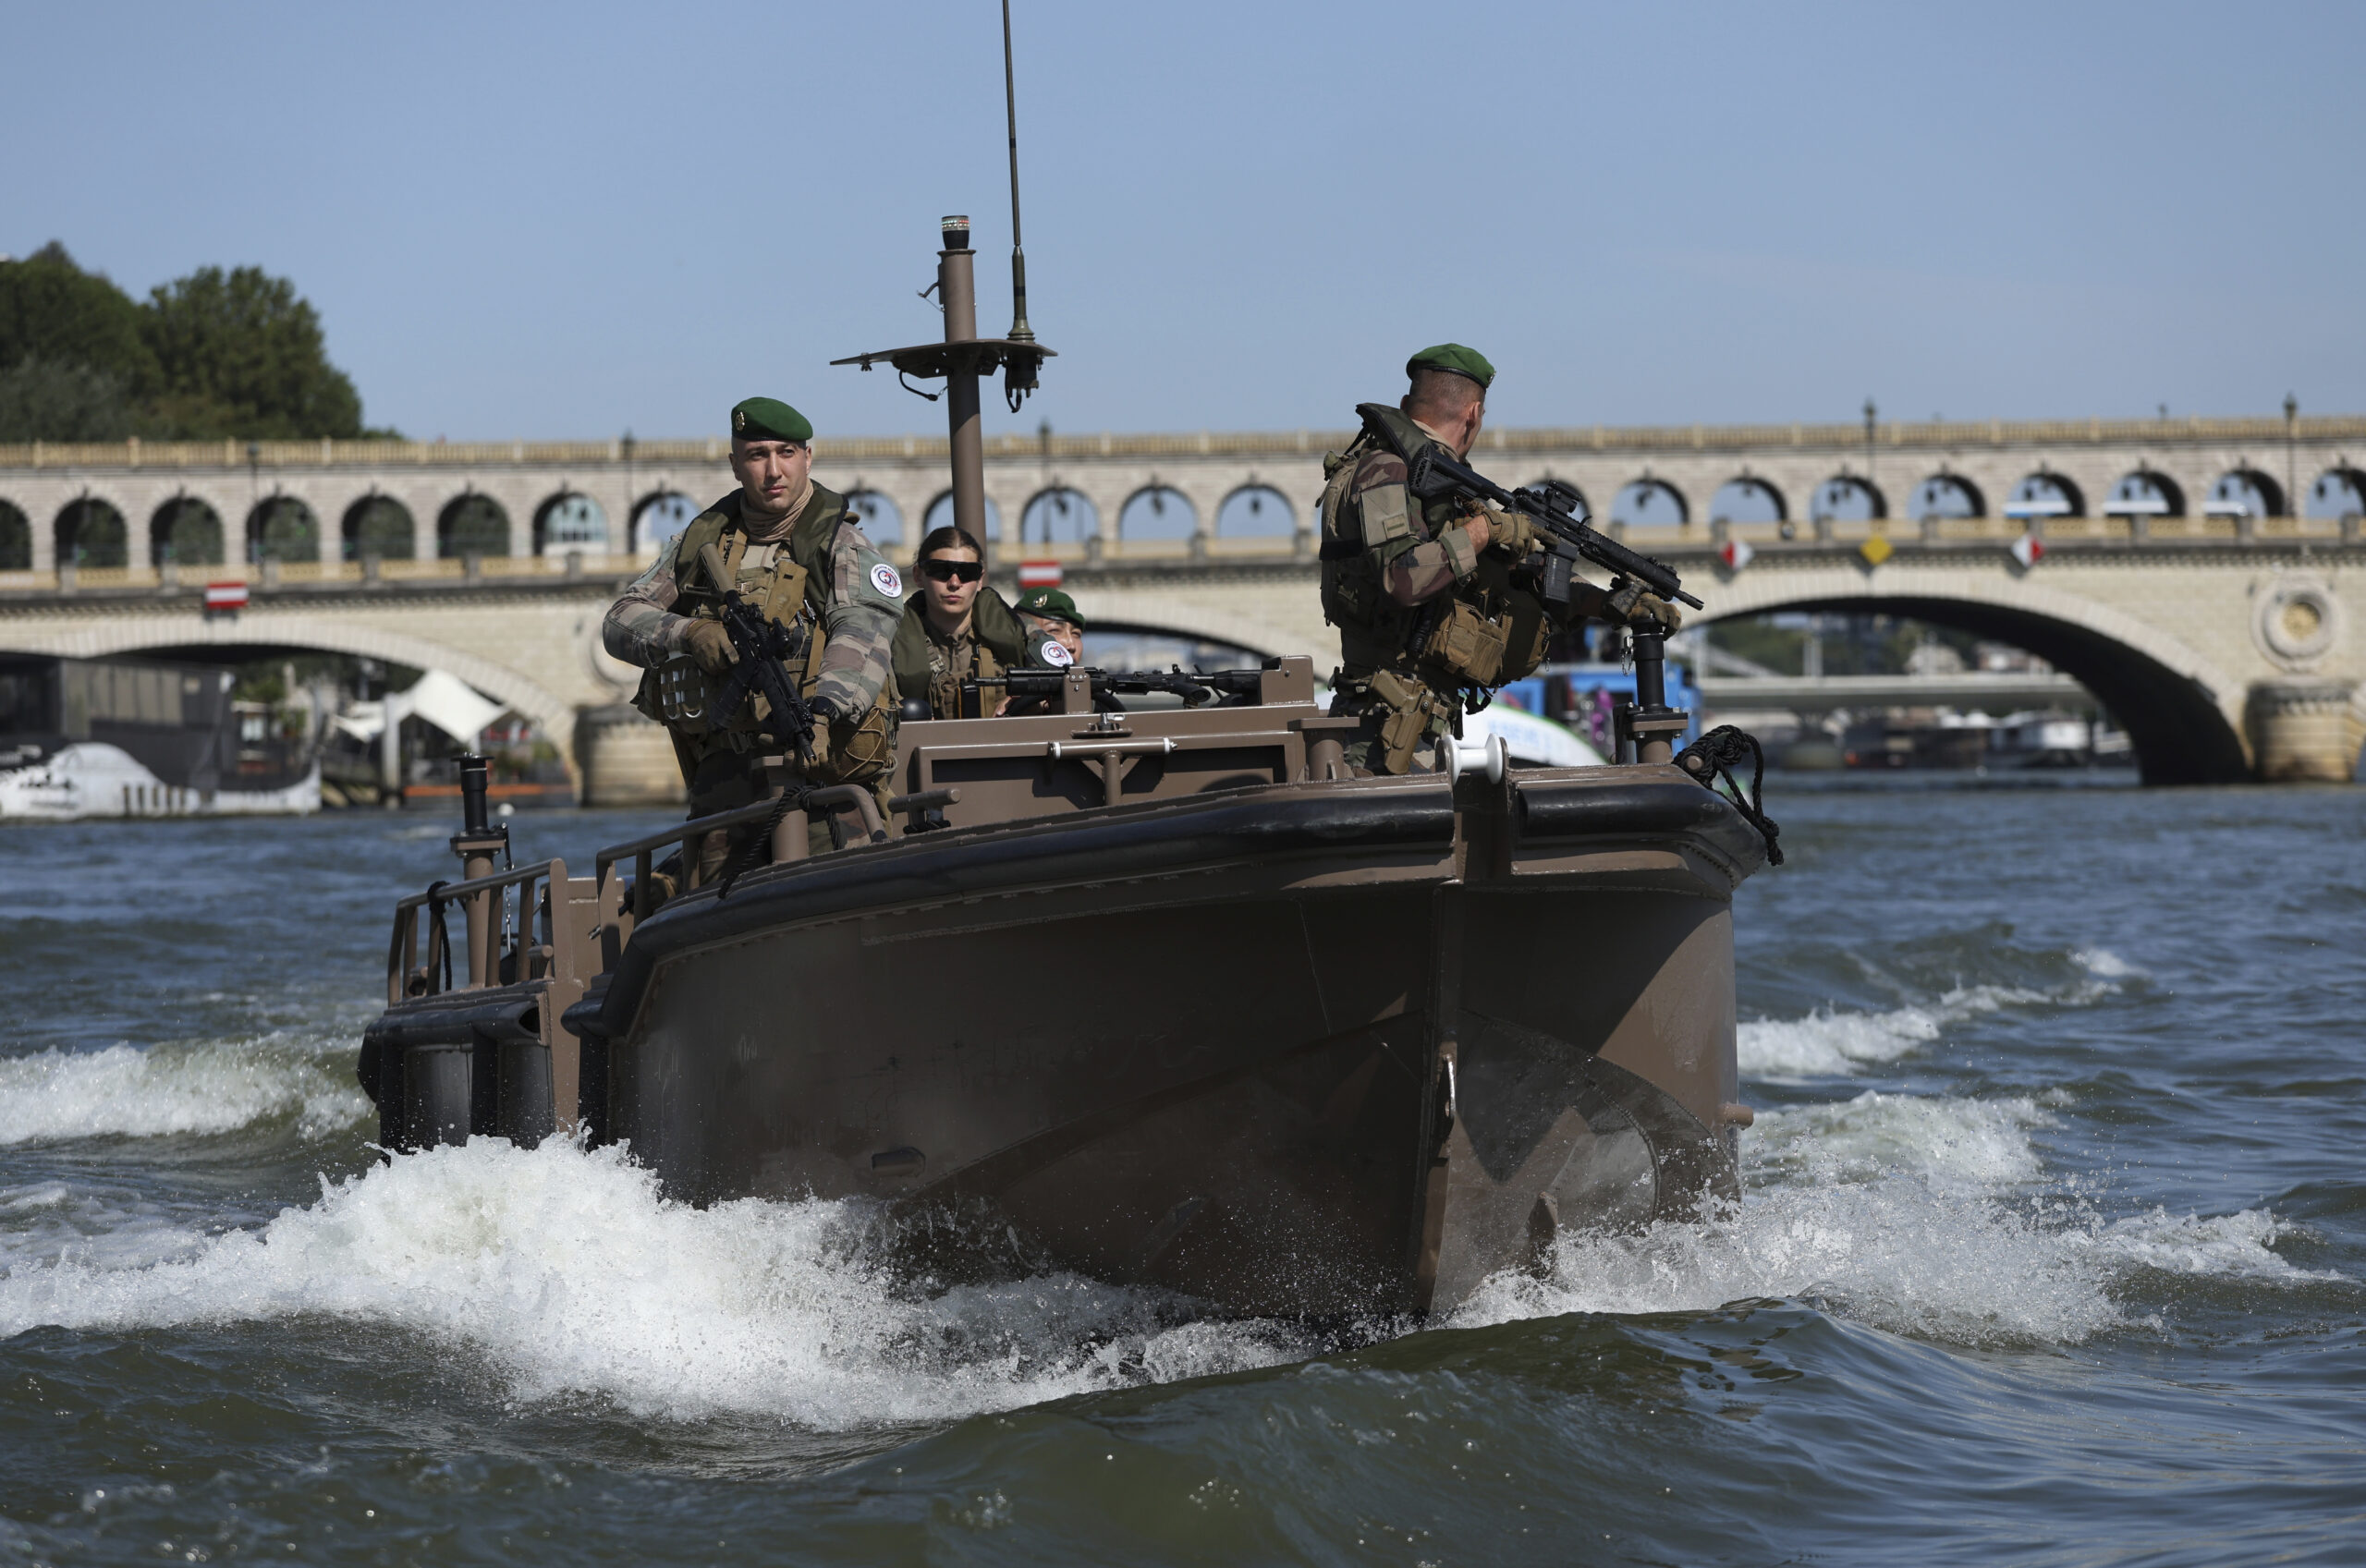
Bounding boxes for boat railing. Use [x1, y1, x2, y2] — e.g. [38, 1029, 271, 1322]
[385, 857, 576, 1005]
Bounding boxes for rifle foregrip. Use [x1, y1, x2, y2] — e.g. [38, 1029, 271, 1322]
[698, 541, 734, 594]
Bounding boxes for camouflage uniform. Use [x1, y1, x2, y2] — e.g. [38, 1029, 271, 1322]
[889, 585, 1044, 718]
[605, 483, 903, 869]
[1317, 404, 1581, 774]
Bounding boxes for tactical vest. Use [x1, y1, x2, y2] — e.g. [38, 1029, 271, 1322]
[633, 484, 896, 784]
[891, 586, 1031, 719]
[1317, 404, 1552, 699]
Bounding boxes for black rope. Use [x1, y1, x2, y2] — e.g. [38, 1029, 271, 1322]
[716, 786, 815, 899]
[422, 881, 455, 993]
[1674, 725, 1785, 867]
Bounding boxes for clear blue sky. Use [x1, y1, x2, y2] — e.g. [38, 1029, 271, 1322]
[6, 1, 2358, 441]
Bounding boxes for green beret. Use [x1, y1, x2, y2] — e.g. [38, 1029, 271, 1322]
[1015, 586, 1085, 629]
[1405, 344, 1495, 390]
[730, 396, 812, 444]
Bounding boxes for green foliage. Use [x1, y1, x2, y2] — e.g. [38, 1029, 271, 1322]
[0, 501, 30, 570]
[438, 495, 508, 558]
[142, 266, 362, 439]
[0, 244, 379, 441]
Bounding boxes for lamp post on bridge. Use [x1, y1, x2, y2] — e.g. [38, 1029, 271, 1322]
[2283, 394, 2298, 518]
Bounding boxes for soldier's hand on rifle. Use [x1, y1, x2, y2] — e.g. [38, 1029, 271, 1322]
[1483, 506, 1538, 559]
[1629, 593, 1683, 633]
[685, 620, 738, 675]
[800, 713, 833, 771]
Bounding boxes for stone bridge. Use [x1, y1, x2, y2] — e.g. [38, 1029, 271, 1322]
[2, 413, 2360, 788]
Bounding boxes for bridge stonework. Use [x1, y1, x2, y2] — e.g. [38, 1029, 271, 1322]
[4, 416, 2361, 787]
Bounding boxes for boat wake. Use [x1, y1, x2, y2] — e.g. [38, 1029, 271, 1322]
[0, 1037, 370, 1147]
[1738, 946, 2133, 1078]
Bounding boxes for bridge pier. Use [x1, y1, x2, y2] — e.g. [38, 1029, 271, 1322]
[2246, 678, 2364, 782]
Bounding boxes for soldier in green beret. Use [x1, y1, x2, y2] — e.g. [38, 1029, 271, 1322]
[1315, 346, 1681, 774]
[1013, 585, 1085, 663]
[604, 395, 908, 879]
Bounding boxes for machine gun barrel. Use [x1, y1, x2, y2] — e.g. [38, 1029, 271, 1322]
[696, 541, 820, 768]
[1404, 448, 1703, 611]
[972, 666, 1267, 706]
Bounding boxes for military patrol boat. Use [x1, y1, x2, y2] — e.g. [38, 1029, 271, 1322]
[354, 11, 1777, 1316]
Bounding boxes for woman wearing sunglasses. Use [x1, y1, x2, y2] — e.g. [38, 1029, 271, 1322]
[889, 525, 1054, 718]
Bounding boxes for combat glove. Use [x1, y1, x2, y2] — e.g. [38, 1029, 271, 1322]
[1629, 593, 1683, 633]
[1484, 506, 1538, 559]
[684, 620, 738, 675]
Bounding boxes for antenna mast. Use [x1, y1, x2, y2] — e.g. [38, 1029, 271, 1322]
[1003, 0, 1032, 346]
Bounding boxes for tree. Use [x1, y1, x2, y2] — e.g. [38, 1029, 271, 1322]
[0, 243, 158, 395]
[141, 265, 363, 439]
[0, 358, 140, 442]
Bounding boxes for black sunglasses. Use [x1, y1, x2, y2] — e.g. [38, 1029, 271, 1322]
[921, 559, 984, 583]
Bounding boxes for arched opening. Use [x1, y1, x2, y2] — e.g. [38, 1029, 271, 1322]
[844, 490, 903, 546]
[0, 501, 29, 570]
[1216, 485, 1295, 537]
[1020, 486, 1100, 545]
[55, 497, 128, 568]
[1699, 594, 2244, 784]
[1709, 477, 1786, 524]
[437, 493, 509, 559]
[921, 492, 1005, 541]
[151, 498, 226, 566]
[342, 496, 414, 561]
[1609, 480, 1686, 529]
[1118, 486, 1196, 541]
[2006, 472, 2084, 519]
[532, 492, 608, 553]
[248, 497, 321, 564]
[1909, 473, 1983, 518]
[2205, 468, 2283, 519]
[2104, 470, 2185, 517]
[632, 492, 697, 553]
[1811, 475, 1886, 521]
[2306, 467, 2366, 520]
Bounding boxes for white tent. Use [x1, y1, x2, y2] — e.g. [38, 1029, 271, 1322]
[333, 670, 509, 747]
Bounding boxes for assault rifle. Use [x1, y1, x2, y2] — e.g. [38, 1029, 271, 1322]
[960, 665, 1268, 715]
[1400, 446, 1703, 613]
[696, 541, 821, 770]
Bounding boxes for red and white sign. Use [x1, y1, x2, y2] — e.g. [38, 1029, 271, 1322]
[2009, 533, 2046, 568]
[1018, 560, 1063, 589]
[1718, 537, 1755, 571]
[203, 581, 250, 612]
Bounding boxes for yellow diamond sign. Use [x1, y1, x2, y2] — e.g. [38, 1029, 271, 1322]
[1859, 534, 1894, 566]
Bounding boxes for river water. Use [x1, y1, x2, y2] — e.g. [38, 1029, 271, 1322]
[2, 784, 2360, 1565]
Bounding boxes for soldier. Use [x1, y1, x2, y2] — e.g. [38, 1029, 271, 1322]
[890, 525, 1061, 717]
[1317, 344, 1679, 773]
[604, 396, 905, 875]
[1013, 586, 1086, 663]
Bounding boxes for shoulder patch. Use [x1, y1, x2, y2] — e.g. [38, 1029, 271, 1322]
[1040, 638, 1075, 668]
[869, 562, 904, 599]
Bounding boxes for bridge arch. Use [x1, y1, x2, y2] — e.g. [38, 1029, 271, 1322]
[632, 492, 698, 553]
[844, 489, 903, 546]
[0, 500, 28, 570]
[2207, 468, 2282, 519]
[0, 613, 578, 767]
[249, 495, 321, 563]
[1710, 476, 1786, 524]
[2307, 467, 2366, 520]
[1811, 474, 1885, 521]
[1610, 479, 1687, 529]
[343, 495, 414, 561]
[1119, 485, 1195, 541]
[2106, 469, 2185, 518]
[1910, 473, 1984, 518]
[1020, 485, 1099, 545]
[1216, 484, 1294, 537]
[438, 493, 508, 558]
[152, 497, 225, 566]
[922, 491, 1005, 541]
[532, 492, 607, 553]
[2008, 471, 2084, 518]
[1697, 567, 2250, 784]
[55, 496, 128, 567]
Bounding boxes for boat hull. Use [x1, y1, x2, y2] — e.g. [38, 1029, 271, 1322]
[587, 767, 1758, 1317]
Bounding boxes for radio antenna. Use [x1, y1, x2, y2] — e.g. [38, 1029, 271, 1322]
[1002, 0, 1033, 345]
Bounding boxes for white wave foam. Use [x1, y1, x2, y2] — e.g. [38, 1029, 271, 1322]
[1750, 1091, 2055, 1193]
[1738, 962, 2125, 1080]
[0, 1181, 212, 1272]
[0, 1139, 1308, 1427]
[0, 1039, 369, 1147]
